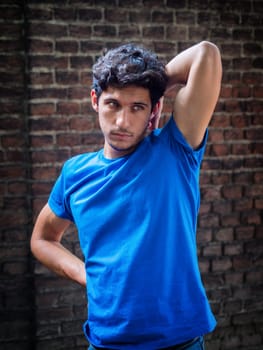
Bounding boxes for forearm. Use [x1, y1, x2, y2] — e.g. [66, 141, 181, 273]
[31, 238, 86, 286]
[31, 204, 86, 287]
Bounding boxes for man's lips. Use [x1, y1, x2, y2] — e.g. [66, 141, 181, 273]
[110, 131, 133, 139]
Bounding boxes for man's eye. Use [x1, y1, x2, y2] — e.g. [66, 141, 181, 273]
[107, 101, 119, 108]
[132, 105, 144, 112]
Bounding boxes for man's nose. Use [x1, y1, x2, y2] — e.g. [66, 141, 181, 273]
[116, 109, 130, 129]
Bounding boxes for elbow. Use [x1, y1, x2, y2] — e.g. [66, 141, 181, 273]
[30, 231, 38, 258]
[200, 41, 221, 58]
[199, 41, 222, 76]
[199, 40, 220, 54]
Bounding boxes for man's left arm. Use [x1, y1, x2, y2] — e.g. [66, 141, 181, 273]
[165, 41, 222, 149]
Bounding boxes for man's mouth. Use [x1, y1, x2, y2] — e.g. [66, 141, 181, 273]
[111, 130, 133, 139]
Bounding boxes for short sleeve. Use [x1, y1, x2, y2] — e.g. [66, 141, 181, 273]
[48, 163, 74, 222]
[160, 116, 208, 167]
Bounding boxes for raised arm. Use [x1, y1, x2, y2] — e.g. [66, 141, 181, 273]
[31, 204, 86, 287]
[165, 41, 222, 149]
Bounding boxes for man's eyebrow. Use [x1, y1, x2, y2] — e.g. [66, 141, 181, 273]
[133, 102, 148, 106]
[104, 97, 119, 103]
[103, 98, 149, 107]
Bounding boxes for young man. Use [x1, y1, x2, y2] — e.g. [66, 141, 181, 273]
[31, 41, 222, 350]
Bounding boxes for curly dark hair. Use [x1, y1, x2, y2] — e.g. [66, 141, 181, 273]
[92, 43, 168, 109]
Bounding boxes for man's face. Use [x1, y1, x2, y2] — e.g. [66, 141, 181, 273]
[91, 85, 156, 159]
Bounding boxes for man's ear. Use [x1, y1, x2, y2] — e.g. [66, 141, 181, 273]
[91, 89, 99, 112]
[149, 98, 163, 130]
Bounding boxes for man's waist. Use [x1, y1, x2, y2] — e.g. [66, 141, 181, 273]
[91, 336, 200, 350]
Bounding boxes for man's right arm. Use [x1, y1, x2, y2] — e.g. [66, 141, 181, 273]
[31, 203, 86, 287]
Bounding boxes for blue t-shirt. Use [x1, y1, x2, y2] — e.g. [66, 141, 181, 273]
[48, 117, 216, 349]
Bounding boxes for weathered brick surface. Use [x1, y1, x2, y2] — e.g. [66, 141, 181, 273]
[0, 1, 262, 349]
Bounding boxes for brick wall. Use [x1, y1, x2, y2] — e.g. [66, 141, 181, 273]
[0, 1, 262, 349]
[0, 2, 35, 349]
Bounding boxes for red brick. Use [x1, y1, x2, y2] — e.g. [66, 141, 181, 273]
[7, 181, 28, 194]
[199, 213, 219, 228]
[54, 8, 77, 21]
[245, 270, 263, 284]
[1, 209, 28, 227]
[30, 72, 53, 85]
[245, 184, 263, 198]
[215, 228, 234, 242]
[31, 166, 58, 180]
[211, 143, 229, 156]
[29, 55, 68, 69]
[233, 256, 253, 270]
[152, 10, 173, 23]
[142, 26, 165, 39]
[128, 9, 152, 23]
[199, 202, 211, 215]
[242, 333, 262, 347]
[254, 171, 263, 184]
[232, 85, 251, 98]
[222, 185, 243, 199]
[234, 198, 253, 211]
[235, 226, 255, 240]
[29, 23, 67, 37]
[208, 129, 224, 142]
[196, 228, 212, 243]
[201, 186, 221, 201]
[93, 25, 117, 37]
[29, 116, 68, 132]
[212, 257, 232, 272]
[57, 102, 80, 115]
[176, 11, 196, 25]
[188, 26, 209, 40]
[221, 213, 241, 227]
[243, 72, 262, 84]
[56, 40, 79, 53]
[68, 86, 90, 99]
[29, 103, 56, 116]
[27, 7, 53, 21]
[3, 261, 28, 275]
[119, 25, 141, 38]
[212, 173, 231, 185]
[198, 259, 210, 273]
[233, 57, 253, 71]
[1, 117, 24, 130]
[224, 243, 243, 256]
[30, 135, 54, 148]
[78, 8, 102, 21]
[1, 134, 25, 148]
[69, 116, 94, 130]
[231, 142, 252, 155]
[233, 171, 253, 185]
[70, 56, 93, 69]
[203, 243, 222, 257]
[31, 149, 69, 163]
[29, 39, 53, 53]
[224, 272, 244, 285]
[29, 87, 68, 99]
[69, 24, 92, 37]
[80, 41, 104, 54]
[57, 133, 81, 147]
[255, 198, 263, 209]
[213, 201, 232, 215]
[0, 23, 22, 38]
[233, 28, 254, 40]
